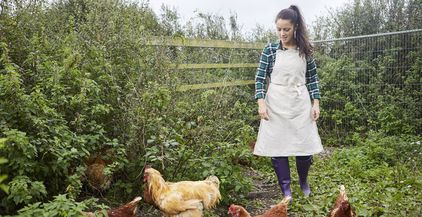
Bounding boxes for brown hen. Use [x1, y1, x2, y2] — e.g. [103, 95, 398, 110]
[328, 185, 356, 217]
[85, 154, 112, 191]
[83, 196, 142, 217]
[228, 196, 290, 217]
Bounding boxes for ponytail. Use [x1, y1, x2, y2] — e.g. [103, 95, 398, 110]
[275, 5, 313, 58]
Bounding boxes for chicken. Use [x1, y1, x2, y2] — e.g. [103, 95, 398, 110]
[82, 196, 142, 217]
[228, 196, 290, 217]
[142, 165, 157, 206]
[328, 185, 356, 217]
[143, 167, 221, 217]
[85, 154, 112, 191]
[143, 182, 154, 205]
[248, 141, 256, 151]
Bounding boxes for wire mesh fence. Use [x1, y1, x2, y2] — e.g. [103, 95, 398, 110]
[149, 29, 421, 145]
[314, 29, 421, 143]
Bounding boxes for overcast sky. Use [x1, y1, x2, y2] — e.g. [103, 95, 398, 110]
[148, 0, 350, 34]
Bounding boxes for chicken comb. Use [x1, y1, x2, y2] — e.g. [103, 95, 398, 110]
[136, 164, 152, 180]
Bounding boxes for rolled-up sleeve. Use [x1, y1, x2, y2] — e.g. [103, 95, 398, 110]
[305, 58, 321, 100]
[255, 46, 271, 100]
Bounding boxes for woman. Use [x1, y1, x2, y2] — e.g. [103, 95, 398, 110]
[253, 5, 323, 200]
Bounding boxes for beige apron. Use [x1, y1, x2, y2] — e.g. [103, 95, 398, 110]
[254, 49, 323, 157]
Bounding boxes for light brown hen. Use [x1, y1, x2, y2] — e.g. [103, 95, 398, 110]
[143, 167, 221, 217]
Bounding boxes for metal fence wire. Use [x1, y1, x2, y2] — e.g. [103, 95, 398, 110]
[148, 29, 421, 144]
[313, 29, 421, 142]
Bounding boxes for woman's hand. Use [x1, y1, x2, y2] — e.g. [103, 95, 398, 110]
[257, 99, 269, 120]
[311, 99, 320, 121]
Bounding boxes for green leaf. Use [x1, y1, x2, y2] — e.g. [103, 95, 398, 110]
[0, 158, 8, 164]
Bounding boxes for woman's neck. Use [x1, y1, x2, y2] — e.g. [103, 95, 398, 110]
[282, 41, 297, 49]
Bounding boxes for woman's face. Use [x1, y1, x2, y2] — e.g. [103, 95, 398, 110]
[276, 19, 295, 45]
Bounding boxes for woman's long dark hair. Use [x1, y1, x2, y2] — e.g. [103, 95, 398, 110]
[275, 5, 313, 58]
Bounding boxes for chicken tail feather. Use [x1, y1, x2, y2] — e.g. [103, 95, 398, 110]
[129, 196, 142, 205]
[280, 195, 292, 205]
[205, 175, 220, 188]
[339, 185, 348, 200]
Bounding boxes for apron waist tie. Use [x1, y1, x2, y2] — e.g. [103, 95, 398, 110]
[271, 82, 306, 96]
[294, 83, 305, 96]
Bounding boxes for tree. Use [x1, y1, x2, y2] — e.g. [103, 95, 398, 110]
[312, 0, 422, 40]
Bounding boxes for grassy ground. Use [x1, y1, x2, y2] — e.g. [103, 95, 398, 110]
[239, 141, 422, 217]
[138, 136, 421, 217]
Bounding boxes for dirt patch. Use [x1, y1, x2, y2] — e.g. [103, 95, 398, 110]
[318, 147, 335, 160]
[242, 167, 284, 216]
[139, 205, 162, 217]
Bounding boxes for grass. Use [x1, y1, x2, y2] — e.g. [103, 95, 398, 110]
[283, 137, 421, 216]
[218, 134, 422, 217]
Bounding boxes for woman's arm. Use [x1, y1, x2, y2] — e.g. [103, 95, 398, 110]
[305, 58, 321, 101]
[255, 45, 271, 100]
[306, 58, 321, 120]
[255, 45, 272, 120]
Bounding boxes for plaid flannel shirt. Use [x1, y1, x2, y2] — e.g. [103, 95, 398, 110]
[255, 42, 321, 100]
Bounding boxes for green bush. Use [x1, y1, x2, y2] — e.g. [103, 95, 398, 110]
[0, 0, 420, 216]
[11, 194, 100, 217]
[0, 138, 8, 194]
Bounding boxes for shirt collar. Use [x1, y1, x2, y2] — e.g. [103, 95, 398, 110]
[278, 41, 299, 51]
[277, 41, 285, 50]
